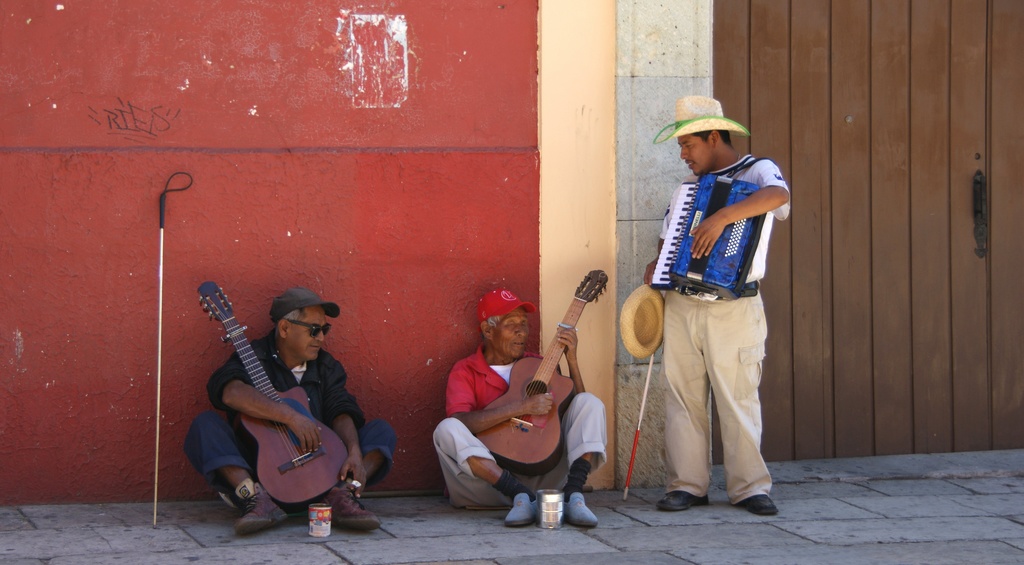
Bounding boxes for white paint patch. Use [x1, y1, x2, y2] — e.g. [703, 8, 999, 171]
[56, 4, 64, 10]
[178, 78, 190, 91]
[248, 105, 258, 116]
[13, 330, 24, 361]
[335, 11, 409, 108]
[287, 231, 292, 237]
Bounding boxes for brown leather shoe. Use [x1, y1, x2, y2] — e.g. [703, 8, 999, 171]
[324, 487, 381, 530]
[233, 483, 288, 535]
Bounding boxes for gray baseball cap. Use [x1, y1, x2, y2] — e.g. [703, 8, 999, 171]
[269, 287, 340, 322]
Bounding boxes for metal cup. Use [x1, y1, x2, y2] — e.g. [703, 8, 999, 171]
[535, 489, 563, 529]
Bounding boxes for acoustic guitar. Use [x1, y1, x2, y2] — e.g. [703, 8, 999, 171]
[475, 270, 608, 475]
[198, 281, 347, 505]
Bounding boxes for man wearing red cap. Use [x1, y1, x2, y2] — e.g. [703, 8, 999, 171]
[433, 289, 607, 527]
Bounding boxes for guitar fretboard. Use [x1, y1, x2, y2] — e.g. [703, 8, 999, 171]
[528, 297, 588, 391]
[222, 318, 281, 402]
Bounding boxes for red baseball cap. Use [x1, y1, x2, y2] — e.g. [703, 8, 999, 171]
[477, 289, 537, 322]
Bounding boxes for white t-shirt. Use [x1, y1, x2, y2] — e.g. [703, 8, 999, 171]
[292, 362, 307, 384]
[659, 155, 790, 285]
[490, 362, 514, 385]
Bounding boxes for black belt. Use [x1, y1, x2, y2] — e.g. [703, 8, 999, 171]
[674, 281, 759, 300]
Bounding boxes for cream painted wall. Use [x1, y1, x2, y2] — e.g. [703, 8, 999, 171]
[538, 0, 618, 489]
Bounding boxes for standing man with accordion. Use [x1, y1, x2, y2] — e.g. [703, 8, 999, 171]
[643, 96, 791, 516]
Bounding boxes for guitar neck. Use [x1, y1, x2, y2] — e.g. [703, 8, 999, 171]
[222, 318, 281, 402]
[533, 297, 588, 385]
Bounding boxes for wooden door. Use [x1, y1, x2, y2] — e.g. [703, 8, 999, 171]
[712, 0, 1023, 461]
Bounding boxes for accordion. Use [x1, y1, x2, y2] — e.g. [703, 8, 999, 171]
[651, 174, 766, 299]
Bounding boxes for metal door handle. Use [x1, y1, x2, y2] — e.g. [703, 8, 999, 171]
[973, 169, 987, 258]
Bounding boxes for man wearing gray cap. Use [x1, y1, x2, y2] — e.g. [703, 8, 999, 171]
[184, 286, 397, 535]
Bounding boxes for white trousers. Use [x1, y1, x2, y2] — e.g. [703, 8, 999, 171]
[661, 291, 772, 503]
[433, 392, 607, 508]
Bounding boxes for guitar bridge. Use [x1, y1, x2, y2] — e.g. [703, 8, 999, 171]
[277, 445, 325, 474]
[510, 417, 533, 433]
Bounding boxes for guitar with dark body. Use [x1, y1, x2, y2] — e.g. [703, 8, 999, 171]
[198, 281, 347, 505]
[475, 270, 608, 475]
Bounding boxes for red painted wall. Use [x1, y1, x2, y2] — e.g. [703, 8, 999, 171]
[0, 1, 540, 504]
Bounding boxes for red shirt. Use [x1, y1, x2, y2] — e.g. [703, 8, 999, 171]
[445, 344, 542, 416]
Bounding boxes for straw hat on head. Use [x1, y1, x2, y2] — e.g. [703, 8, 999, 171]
[619, 285, 665, 359]
[653, 95, 751, 144]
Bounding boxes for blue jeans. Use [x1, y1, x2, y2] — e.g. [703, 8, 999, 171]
[184, 411, 396, 498]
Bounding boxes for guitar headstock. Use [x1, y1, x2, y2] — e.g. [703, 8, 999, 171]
[575, 270, 608, 303]
[198, 281, 235, 325]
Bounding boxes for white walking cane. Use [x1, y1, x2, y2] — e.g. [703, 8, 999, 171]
[619, 284, 665, 501]
[154, 172, 192, 527]
[623, 354, 656, 500]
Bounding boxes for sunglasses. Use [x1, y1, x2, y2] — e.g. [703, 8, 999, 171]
[286, 319, 332, 337]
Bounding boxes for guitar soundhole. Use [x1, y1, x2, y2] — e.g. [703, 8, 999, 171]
[525, 380, 548, 396]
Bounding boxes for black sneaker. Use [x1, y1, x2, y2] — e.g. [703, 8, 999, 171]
[656, 490, 709, 511]
[734, 494, 778, 516]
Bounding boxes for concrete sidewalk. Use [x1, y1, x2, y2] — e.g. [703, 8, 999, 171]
[3, 450, 1024, 564]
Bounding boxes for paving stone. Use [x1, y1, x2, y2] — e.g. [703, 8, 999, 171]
[186, 515, 393, 547]
[839, 494, 992, 518]
[46, 542, 342, 565]
[94, 524, 200, 552]
[774, 516, 1024, 545]
[498, 550, 687, 565]
[949, 493, 1024, 516]
[330, 529, 616, 565]
[769, 481, 882, 500]
[948, 477, 1024, 494]
[358, 495, 456, 516]
[0, 507, 32, 532]
[615, 497, 879, 526]
[19, 504, 125, 529]
[860, 478, 974, 496]
[108, 500, 236, 526]
[402, 561, 500, 565]
[674, 540, 1024, 565]
[0, 528, 114, 560]
[590, 523, 810, 551]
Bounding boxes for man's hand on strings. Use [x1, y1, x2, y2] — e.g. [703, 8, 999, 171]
[285, 414, 323, 454]
[521, 392, 554, 416]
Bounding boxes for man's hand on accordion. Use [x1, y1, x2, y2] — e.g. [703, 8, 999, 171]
[690, 212, 730, 259]
[643, 259, 658, 285]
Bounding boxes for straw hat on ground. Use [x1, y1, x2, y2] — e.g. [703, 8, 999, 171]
[619, 285, 665, 359]
[653, 95, 751, 144]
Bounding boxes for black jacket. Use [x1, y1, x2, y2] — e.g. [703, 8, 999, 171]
[206, 329, 366, 429]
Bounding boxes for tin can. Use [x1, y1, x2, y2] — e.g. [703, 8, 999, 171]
[536, 489, 563, 529]
[308, 503, 332, 537]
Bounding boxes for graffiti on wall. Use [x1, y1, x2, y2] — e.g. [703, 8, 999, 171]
[336, 11, 409, 109]
[87, 98, 182, 143]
